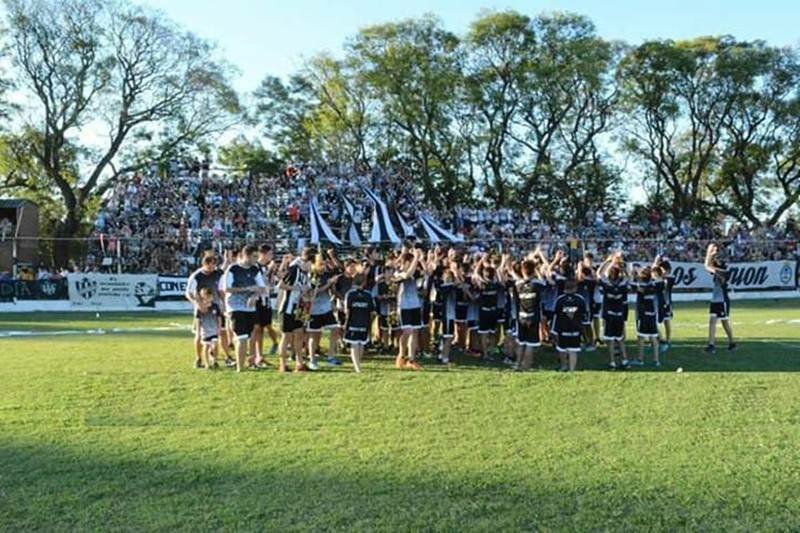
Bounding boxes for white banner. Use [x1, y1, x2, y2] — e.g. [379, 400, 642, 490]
[629, 261, 797, 291]
[67, 274, 158, 308]
[157, 276, 188, 301]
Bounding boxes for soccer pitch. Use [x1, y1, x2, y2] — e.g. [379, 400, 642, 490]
[1, 300, 799, 531]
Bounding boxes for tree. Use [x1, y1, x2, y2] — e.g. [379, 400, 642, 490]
[709, 44, 800, 226]
[618, 36, 757, 221]
[217, 135, 283, 177]
[348, 16, 472, 208]
[253, 74, 316, 163]
[509, 13, 619, 221]
[4, 0, 240, 265]
[464, 10, 532, 207]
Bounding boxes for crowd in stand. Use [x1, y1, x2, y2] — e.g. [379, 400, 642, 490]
[3, 157, 798, 278]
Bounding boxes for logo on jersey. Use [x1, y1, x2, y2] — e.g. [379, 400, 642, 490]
[563, 306, 579, 319]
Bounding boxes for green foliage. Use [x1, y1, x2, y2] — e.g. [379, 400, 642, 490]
[217, 135, 283, 176]
[1, 300, 800, 530]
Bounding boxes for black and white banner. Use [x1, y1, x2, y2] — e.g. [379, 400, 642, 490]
[418, 213, 463, 243]
[361, 186, 401, 245]
[308, 198, 343, 246]
[157, 276, 188, 301]
[340, 193, 364, 247]
[67, 273, 158, 308]
[629, 260, 797, 291]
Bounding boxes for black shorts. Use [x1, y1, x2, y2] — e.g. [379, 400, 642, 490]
[281, 312, 305, 333]
[422, 302, 431, 326]
[202, 334, 218, 345]
[507, 318, 518, 338]
[255, 301, 272, 327]
[455, 303, 469, 322]
[400, 308, 422, 330]
[516, 318, 541, 347]
[660, 304, 673, 322]
[496, 306, 506, 324]
[344, 326, 369, 345]
[308, 311, 337, 332]
[710, 300, 730, 320]
[441, 317, 456, 338]
[556, 332, 581, 352]
[478, 308, 497, 334]
[636, 312, 659, 338]
[230, 311, 255, 339]
[603, 315, 625, 341]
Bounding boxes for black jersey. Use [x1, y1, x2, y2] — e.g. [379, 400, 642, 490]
[553, 293, 588, 336]
[633, 280, 659, 319]
[516, 278, 545, 323]
[279, 263, 309, 315]
[224, 263, 264, 312]
[478, 280, 501, 310]
[345, 288, 374, 330]
[600, 279, 628, 318]
[186, 268, 222, 299]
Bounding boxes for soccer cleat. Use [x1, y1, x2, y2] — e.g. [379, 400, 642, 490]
[631, 359, 644, 367]
[653, 361, 661, 368]
[608, 362, 618, 370]
[326, 356, 342, 366]
[503, 357, 515, 366]
[224, 357, 236, 368]
[307, 361, 320, 371]
[728, 343, 737, 352]
[194, 359, 204, 369]
[621, 359, 630, 368]
[659, 343, 670, 354]
[704, 344, 716, 354]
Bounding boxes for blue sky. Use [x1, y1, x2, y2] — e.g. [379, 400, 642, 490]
[148, 0, 800, 93]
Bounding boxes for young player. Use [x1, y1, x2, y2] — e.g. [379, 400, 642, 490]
[598, 254, 630, 369]
[551, 277, 588, 372]
[631, 266, 661, 367]
[223, 245, 266, 373]
[474, 257, 503, 360]
[185, 253, 225, 368]
[514, 259, 546, 371]
[393, 248, 424, 370]
[252, 244, 279, 367]
[436, 267, 459, 365]
[343, 272, 375, 373]
[652, 257, 675, 353]
[306, 257, 341, 371]
[277, 247, 313, 372]
[704, 244, 736, 353]
[194, 287, 221, 369]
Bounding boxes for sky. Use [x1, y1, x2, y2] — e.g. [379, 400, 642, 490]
[147, 0, 800, 94]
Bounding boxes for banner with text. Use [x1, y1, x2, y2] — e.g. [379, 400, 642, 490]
[628, 260, 797, 291]
[67, 274, 158, 308]
[157, 276, 189, 301]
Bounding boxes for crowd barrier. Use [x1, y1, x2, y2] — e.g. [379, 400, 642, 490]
[0, 261, 797, 313]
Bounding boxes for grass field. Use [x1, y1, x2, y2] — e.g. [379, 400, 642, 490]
[2, 299, 800, 531]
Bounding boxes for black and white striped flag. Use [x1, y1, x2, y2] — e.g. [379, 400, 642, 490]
[361, 186, 402, 245]
[309, 198, 343, 246]
[418, 213, 463, 243]
[340, 193, 364, 247]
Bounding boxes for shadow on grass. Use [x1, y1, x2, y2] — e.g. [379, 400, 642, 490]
[0, 440, 795, 531]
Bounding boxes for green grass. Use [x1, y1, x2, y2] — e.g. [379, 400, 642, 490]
[1, 300, 800, 531]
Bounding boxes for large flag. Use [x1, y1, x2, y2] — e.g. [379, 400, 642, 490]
[361, 186, 401, 245]
[340, 193, 364, 247]
[418, 212, 463, 243]
[308, 198, 343, 245]
[390, 205, 417, 239]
